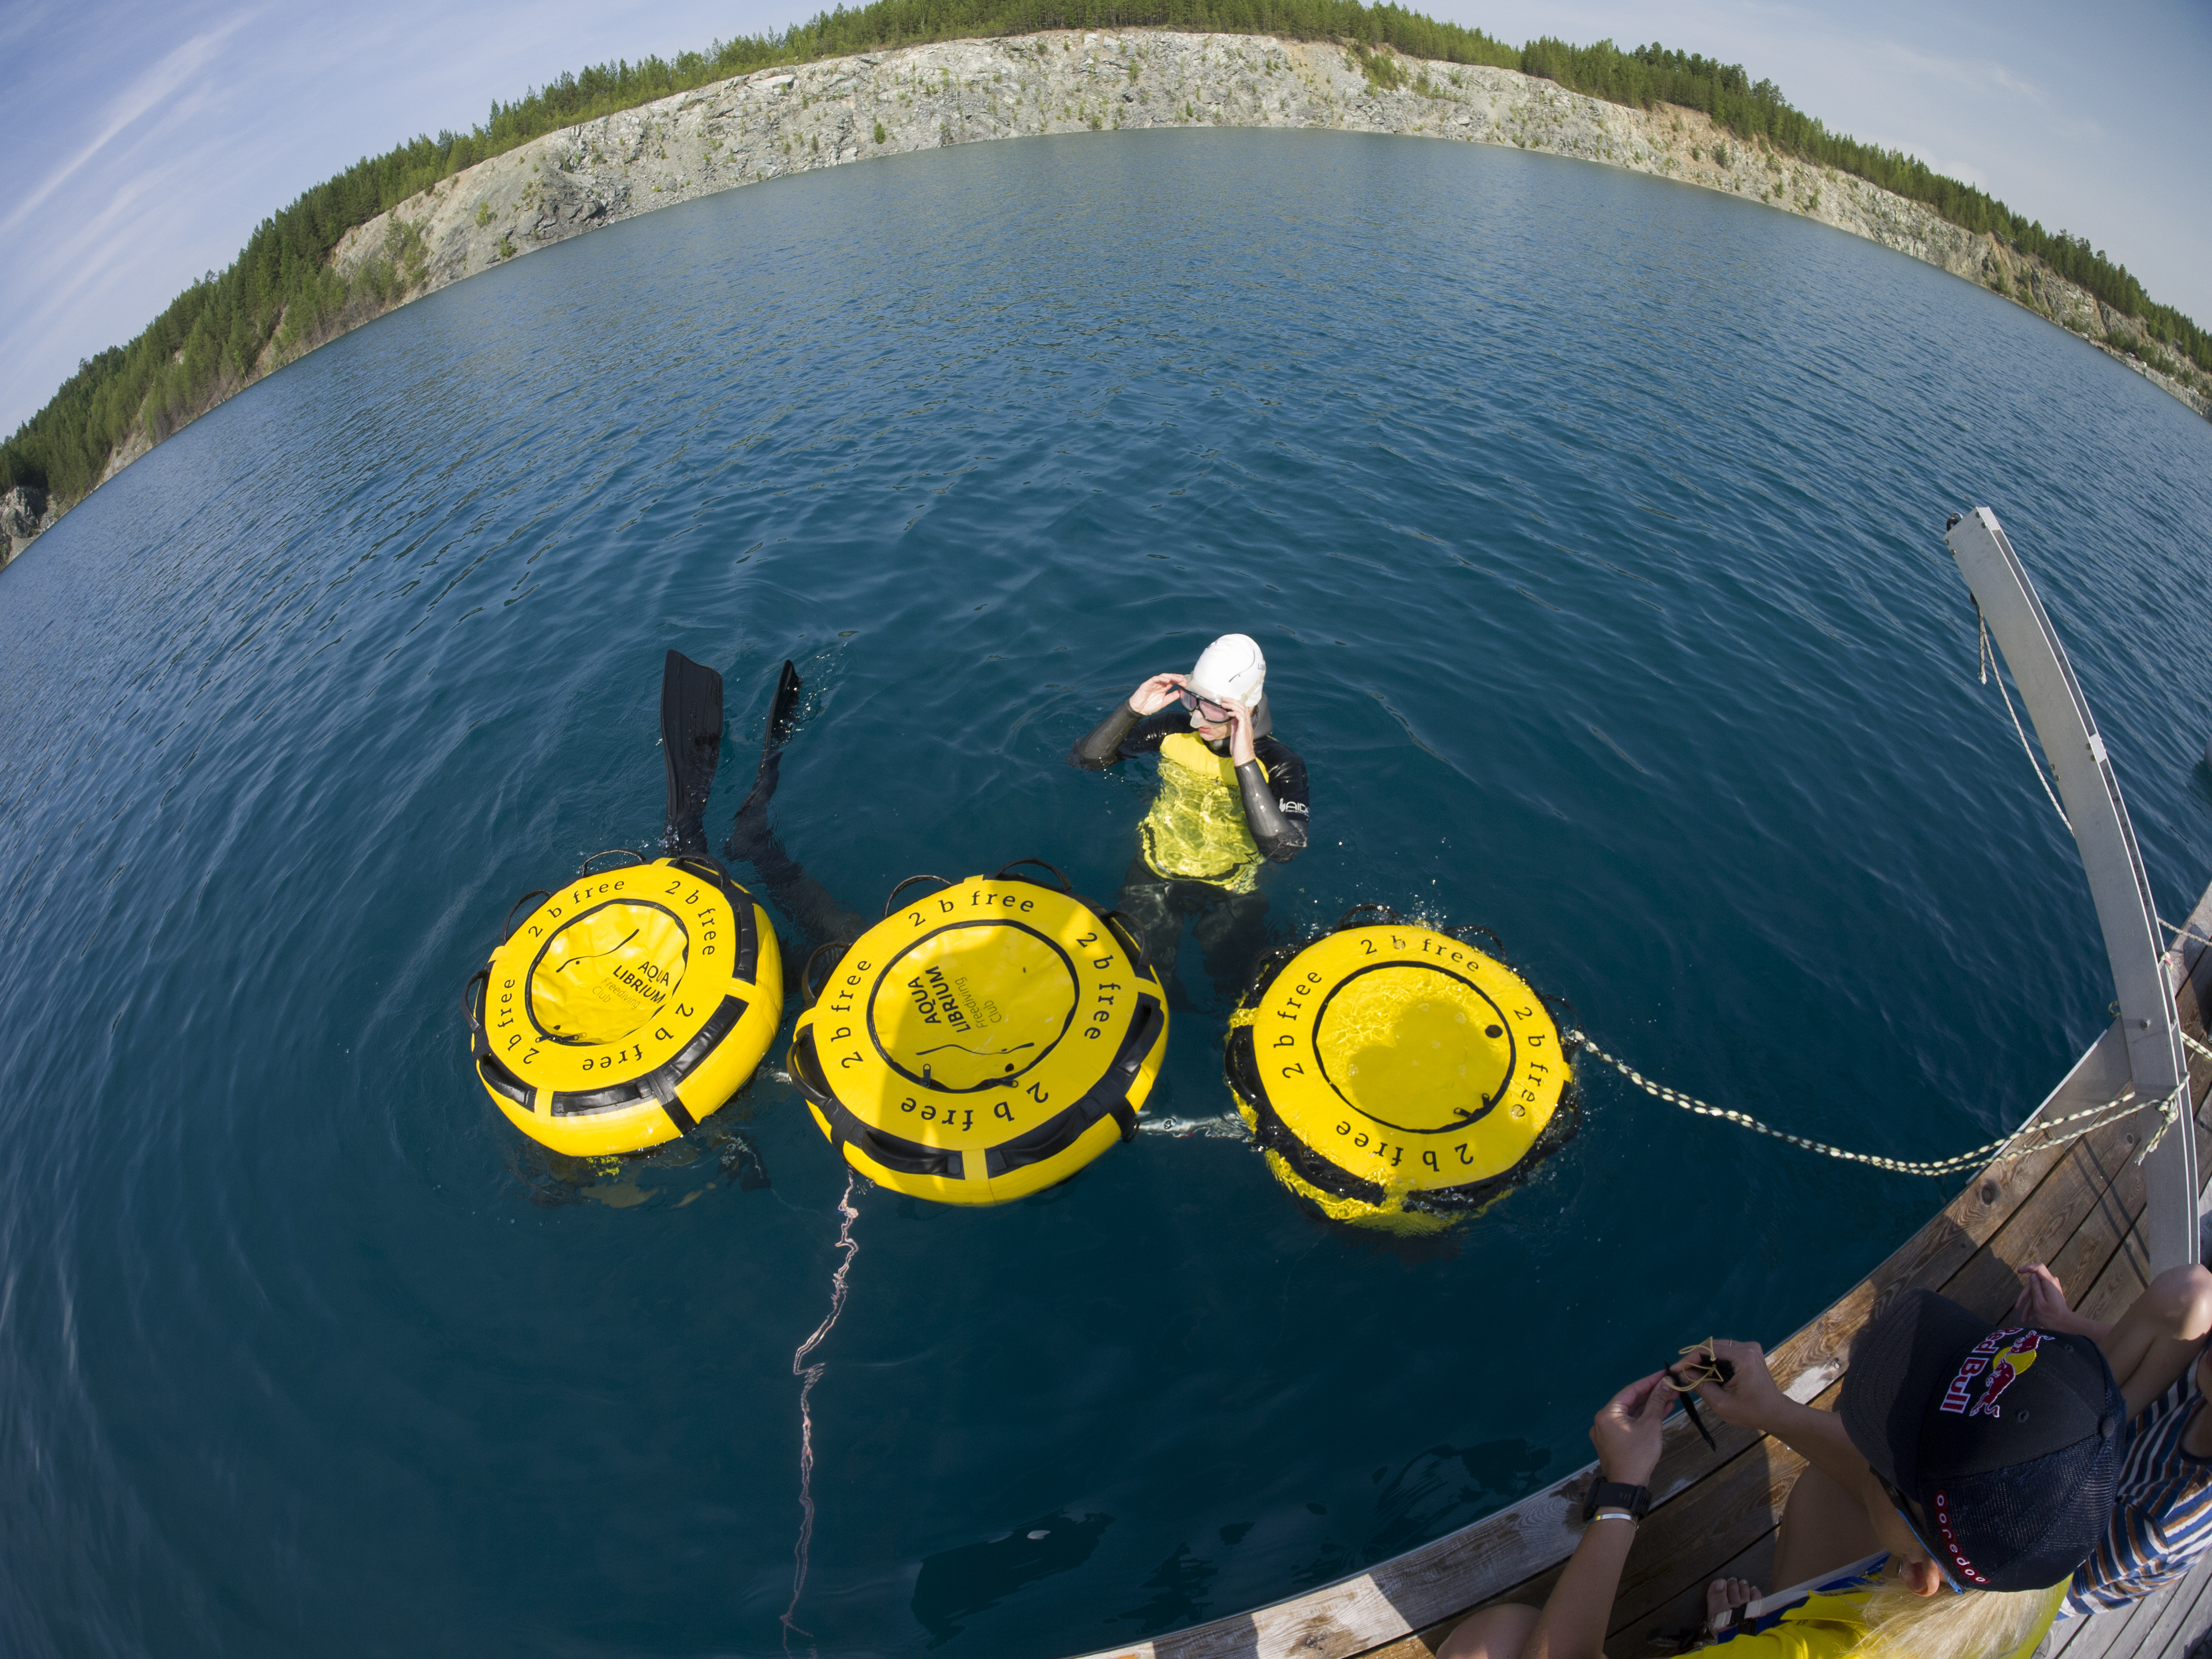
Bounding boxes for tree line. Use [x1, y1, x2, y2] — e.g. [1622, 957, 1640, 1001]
[1521, 38, 2206, 372]
[4, 1, 2203, 501]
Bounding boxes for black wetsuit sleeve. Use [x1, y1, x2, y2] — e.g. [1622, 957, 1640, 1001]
[1246, 738, 1310, 863]
[1070, 703, 1139, 769]
[1070, 706, 1179, 769]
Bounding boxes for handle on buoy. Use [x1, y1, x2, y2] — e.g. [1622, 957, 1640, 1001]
[1334, 901, 1404, 930]
[882, 873, 956, 916]
[499, 889, 552, 943]
[994, 857, 1072, 894]
[461, 968, 490, 1032]
[578, 848, 648, 876]
[801, 940, 848, 1008]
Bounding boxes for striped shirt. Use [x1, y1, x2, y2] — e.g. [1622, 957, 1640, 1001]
[2066, 1363, 2212, 1616]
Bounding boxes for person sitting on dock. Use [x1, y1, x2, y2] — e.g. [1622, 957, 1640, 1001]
[1068, 632, 1309, 1003]
[1439, 1289, 2122, 1659]
[2010, 1259, 2212, 1619]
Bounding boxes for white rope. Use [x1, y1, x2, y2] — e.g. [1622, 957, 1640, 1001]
[1979, 609, 2073, 833]
[1568, 1029, 2177, 1178]
[2161, 914, 2212, 954]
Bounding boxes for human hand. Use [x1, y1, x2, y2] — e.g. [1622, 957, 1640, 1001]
[2013, 1264, 2070, 1326]
[2012, 1262, 2108, 1338]
[1128, 673, 1186, 717]
[1222, 696, 1257, 765]
[1590, 1370, 1671, 1488]
[1687, 1340, 1790, 1434]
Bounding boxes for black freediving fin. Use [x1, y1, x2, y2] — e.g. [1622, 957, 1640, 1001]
[761, 659, 804, 755]
[724, 661, 802, 858]
[660, 650, 724, 856]
[721, 660, 869, 958]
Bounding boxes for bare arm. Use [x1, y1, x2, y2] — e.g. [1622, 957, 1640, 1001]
[1694, 1339, 1886, 1508]
[2018, 1261, 2212, 1418]
[1521, 1374, 1672, 1659]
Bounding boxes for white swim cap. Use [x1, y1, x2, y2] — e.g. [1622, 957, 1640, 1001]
[1187, 634, 1266, 715]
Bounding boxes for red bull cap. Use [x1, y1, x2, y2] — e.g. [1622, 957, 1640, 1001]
[1839, 1288, 2124, 1592]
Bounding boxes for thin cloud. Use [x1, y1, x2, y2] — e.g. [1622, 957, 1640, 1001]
[0, 14, 253, 239]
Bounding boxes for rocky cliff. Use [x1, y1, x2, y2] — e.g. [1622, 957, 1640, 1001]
[327, 32, 2212, 427]
[2, 486, 54, 567]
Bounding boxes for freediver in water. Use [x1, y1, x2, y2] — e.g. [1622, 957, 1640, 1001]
[665, 652, 870, 968]
[512, 649, 838, 1205]
[1068, 633, 1310, 1003]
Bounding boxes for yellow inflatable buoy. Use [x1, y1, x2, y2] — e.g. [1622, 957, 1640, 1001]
[790, 860, 1168, 1205]
[465, 851, 784, 1156]
[1225, 909, 1575, 1231]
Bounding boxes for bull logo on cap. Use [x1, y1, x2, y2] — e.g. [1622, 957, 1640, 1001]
[1937, 1327, 2043, 1419]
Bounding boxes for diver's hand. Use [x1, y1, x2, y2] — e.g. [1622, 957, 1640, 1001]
[1223, 696, 1257, 765]
[1128, 673, 1186, 717]
[1592, 1371, 1671, 1488]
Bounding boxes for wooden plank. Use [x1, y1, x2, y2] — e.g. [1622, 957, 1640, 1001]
[2044, 1605, 2091, 1659]
[2122, 1558, 2212, 1659]
[2167, 1554, 2212, 1657]
[2086, 1576, 2197, 1659]
[2072, 1107, 2212, 1330]
[2054, 1598, 2146, 1659]
[1939, 1110, 2156, 1317]
[1353, 1636, 1442, 1659]
[2166, 880, 2212, 1030]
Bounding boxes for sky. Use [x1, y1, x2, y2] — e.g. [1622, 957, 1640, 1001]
[3, 0, 2208, 438]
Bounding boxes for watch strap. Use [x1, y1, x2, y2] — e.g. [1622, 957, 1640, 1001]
[1581, 1479, 1651, 1522]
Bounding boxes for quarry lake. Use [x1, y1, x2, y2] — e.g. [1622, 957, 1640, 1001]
[2, 128, 2210, 1659]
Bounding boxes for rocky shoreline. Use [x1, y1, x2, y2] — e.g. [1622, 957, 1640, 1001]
[3, 486, 55, 567]
[332, 32, 2211, 423]
[14, 29, 2205, 562]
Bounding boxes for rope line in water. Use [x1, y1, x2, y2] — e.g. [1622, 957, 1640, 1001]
[1566, 609, 2212, 1182]
[1568, 1029, 2193, 1178]
[782, 1172, 860, 1657]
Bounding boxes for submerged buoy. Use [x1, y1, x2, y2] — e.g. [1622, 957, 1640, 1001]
[1225, 912, 1574, 1231]
[466, 851, 784, 1156]
[789, 861, 1168, 1205]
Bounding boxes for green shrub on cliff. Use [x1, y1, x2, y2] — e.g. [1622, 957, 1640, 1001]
[4, 0, 2207, 500]
[1347, 41, 1406, 91]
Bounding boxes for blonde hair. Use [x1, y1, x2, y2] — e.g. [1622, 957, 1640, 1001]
[1848, 1581, 2057, 1659]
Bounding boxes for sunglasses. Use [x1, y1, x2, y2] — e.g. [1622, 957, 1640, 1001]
[1879, 1477, 1966, 1595]
[1175, 688, 1235, 723]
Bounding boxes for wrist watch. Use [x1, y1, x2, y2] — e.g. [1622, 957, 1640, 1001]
[1581, 1479, 1651, 1522]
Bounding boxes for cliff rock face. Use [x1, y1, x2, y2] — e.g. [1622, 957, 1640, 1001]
[329, 32, 2210, 424]
[2, 485, 53, 567]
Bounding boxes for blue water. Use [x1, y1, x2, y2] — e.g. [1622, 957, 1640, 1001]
[3, 129, 2210, 1658]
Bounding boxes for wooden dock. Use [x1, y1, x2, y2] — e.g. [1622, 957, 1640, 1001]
[1071, 877, 2212, 1659]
